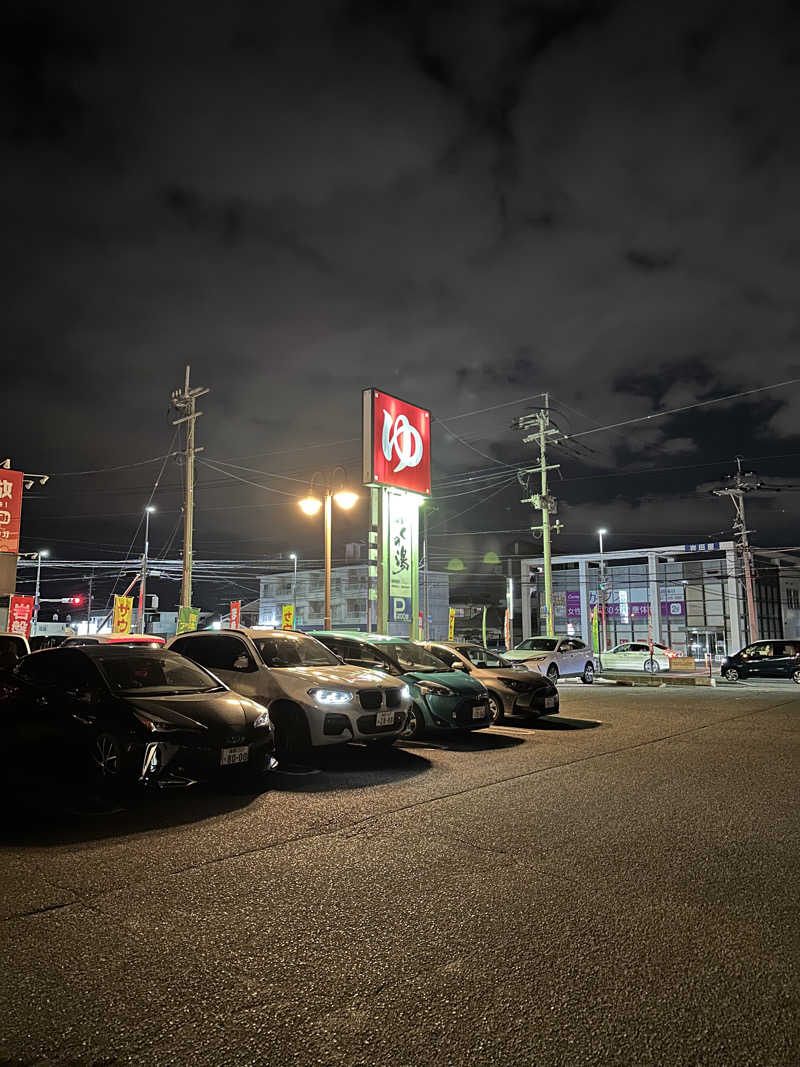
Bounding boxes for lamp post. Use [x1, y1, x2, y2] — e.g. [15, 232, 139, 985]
[597, 528, 608, 654]
[298, 469, 358, 630]
[32, 549, 49, 633]
[289, 553, 298, 624]
[138, 506, 156, 634]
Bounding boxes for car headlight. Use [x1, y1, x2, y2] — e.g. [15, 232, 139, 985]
[400, 685, 411, 700]
[253, 709, 271, 729]
[416, 680, 454, 697]
[308, 688, 354, 705]
[133, 710, 185, 733]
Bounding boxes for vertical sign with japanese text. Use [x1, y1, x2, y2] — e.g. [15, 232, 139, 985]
[281, 604, 294, 630]
[0, 470, 24, 555]
[112, 595, 133, 634]
[8, 595, 35, 639]
[448, 608, 456, 641]
[230, 600, 241, 629]
[388, 491, 415, 622]
[177, 606, 200, 634]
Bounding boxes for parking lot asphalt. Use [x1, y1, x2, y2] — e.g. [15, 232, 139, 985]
[1, 684, 798, 1066]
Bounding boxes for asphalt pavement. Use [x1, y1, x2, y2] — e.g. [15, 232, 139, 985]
[1, 684, 798, 1066]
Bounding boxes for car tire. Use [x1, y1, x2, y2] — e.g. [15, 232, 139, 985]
[581, 662, 595, 684]
[546, 664, 559, 683]
[644, 658, 659, 674]
[270, 702, 312, 761]
[487, 693, 504, 724]
[723, 667, 740, 681]
[404, 703, 427, 739]
[792, 669, 800, 685]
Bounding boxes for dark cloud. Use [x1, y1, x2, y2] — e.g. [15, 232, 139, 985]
[2, 0, 800, 589]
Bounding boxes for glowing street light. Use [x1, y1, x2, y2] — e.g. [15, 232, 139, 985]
[298, 469, 359, 629]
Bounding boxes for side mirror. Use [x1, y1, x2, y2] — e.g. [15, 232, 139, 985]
[337, 654, 346, 664]
[455, 662, 471, 672]
[233, 654, 252, 672]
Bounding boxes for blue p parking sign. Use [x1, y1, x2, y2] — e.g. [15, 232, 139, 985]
[390, 596, 412, 622]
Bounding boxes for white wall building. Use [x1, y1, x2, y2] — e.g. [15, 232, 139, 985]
[520, 542, 800, 661]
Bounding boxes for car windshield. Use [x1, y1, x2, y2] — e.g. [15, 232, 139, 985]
[522, 638, 558, 652]
[380, 642, 450, 672]
[457, 645, 508, 668]
[97, 652, 222, 694]
[254, 634, 340, 668]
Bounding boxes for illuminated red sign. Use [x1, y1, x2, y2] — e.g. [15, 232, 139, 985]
[9, 595, 35, 639]
[230, 600, 241, 629]
[362, 389, 431, 495]
[0, 470, 23, 555]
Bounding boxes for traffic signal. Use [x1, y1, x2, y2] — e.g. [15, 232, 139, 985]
[70, 595, 83, 606]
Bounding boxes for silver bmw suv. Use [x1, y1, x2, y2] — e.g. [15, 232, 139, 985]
[168, 629, 410, 756]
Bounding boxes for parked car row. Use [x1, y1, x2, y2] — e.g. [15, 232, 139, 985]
[0, 628, 559, 795]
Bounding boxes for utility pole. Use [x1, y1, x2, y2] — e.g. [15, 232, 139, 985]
[171, 366, 209, 612]
[514, 394, 563, 637]
[711, 457, 759, 643]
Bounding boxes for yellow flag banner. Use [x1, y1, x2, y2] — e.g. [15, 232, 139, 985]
[281, 604, 295, 630]
[112, 595, 133, 634]
[448, 607, 456, 641]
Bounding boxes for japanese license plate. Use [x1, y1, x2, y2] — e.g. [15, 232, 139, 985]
[220, 746, 249, 766]
[472, 704, 487, 720]
[545, 696, 556, 709]
[376, 711, 394, 727]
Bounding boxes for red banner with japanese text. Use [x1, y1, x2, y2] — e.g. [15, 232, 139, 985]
[230, 600, 241, 629]
[8, 594, 35, 639]
[0, 470, 24, 555]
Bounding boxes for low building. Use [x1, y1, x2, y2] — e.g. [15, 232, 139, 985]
[257, 563, 451, 638]
[520, 542, 800, 662]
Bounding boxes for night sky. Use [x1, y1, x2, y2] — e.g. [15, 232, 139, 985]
[4, 0, 800, 611]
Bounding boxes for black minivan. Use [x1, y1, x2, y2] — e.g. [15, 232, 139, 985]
[721, 640, 800, 683]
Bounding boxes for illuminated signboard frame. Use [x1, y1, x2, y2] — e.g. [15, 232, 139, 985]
[362, 388, 432, 496]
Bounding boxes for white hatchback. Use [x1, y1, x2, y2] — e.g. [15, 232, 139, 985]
[502, 637, 595, 684]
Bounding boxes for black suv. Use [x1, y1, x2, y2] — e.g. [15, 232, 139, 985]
[721, 640, 800, 683]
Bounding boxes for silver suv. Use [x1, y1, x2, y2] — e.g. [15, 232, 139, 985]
[168, 629, 410, 756]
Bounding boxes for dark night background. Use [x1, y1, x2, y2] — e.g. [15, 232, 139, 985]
[3, 0, 800, 612]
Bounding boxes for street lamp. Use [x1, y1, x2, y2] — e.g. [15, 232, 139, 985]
[32, 549, 49, 633]
[597, 528, 608, 655]
[289, 552, 298, 624]
[298, 469, 358, 630]
[138, 505, 156, 634]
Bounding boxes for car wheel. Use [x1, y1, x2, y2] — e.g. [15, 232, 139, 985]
[581, 662, 595, 684]
[792, 669, 800, 685]
[546, 664, 559, 683]
[487, 693, 504, 724]
[89, 730, 136, 790]
[644, 658, 659, 674]
[723, 667, 740, 681]
[404, 703, 427, 739]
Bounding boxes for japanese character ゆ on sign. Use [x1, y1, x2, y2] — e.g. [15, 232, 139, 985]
[363, 389, 431, 495]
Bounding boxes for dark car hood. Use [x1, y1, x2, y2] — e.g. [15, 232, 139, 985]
[125, 691, 258, 731]
[403, 669, 484, 694]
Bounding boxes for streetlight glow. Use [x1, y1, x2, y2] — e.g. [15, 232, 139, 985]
[298, 496, 323, 516]
[333, 490, 358, 510]
[146, 505, 156, 513]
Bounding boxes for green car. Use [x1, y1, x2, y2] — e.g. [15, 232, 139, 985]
[309, 631, 492, 738]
